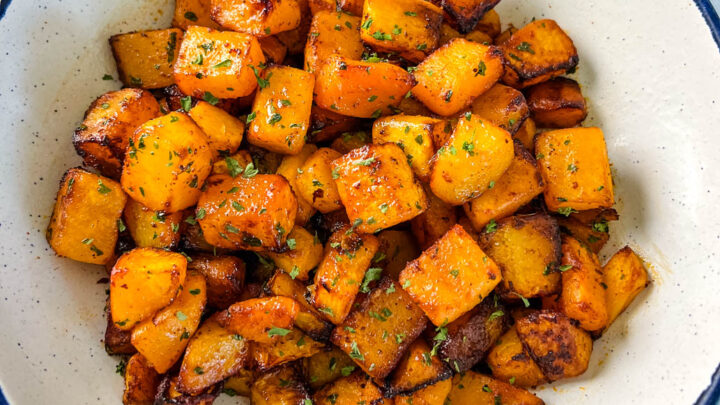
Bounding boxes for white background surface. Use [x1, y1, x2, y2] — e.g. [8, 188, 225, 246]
[0, 0, 719, 403]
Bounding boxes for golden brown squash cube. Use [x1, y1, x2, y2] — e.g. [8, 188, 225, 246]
[308, 106, 362, 143]
[155, 374, 222, 404]
[188, 101, 245, 156]
[330, 131, 371, 155]
[464, 141, 544, 230]
[309, 226, 379, 325]
[110, 29, 183, 89]
[212, 150, 254, 176]
[110, 248, 187, 330]
[514, 117, 536, 152]
[266, 270, 334, 340]
[360, 0, 443, 63]
[188, 254, 245, 309]
[372, 115, 443, 181]
[396, 94, 435, 116]
[479, 214, 561, 299]
[535, 127, 614, 212]
[276, 144, 318, 225]
[412, 39, 504, 116]
[385, 337, 451, 396]
[447, 371, 544, 405]
[314, 55, 416, 118]
[397, 378, 452, 405]
[486, 326, 547, 388]
[399, 224, 502, 326]
[47, 168, 127, 264]
[436, 299, 509, 373]
[526, 77, 587, 128]
[266, 226, 324, 281]
[376, 230, 421, 281]
[470, 83, 529, 134]
[252, 328, 325, 371]
[296, 147, 343, 213]
[121, 112, 213, 213]
[475, 9, 501, 38]
[464, 28, 493, 45]
[210, 0, 301, 36]
[196, 173, 297, 251]
[429, 113, 514, 206]
[559, 235, 608, 332]
[251, 364, 311, 405]
[173, 0, 221, 30]
[556, 216, 610, 254]
[123, 354, 160, 405]
[442, 0, 499, 34]
[73, 89, 161, 178]
[259, 35, 288, 63]
[219, 296, 300, 344]
[104, 302, 136, 355]
[275, 5, 312, 55]
[123, 199, 183, 249]
[603, 246, 649, 325]
[332, 143, 428, 233]
[515, 309, 592, 381]
[131, 272, 206, 373]
[439, 23, 462, 46]
[305, 11, 365, 73]
[303, 347, 358, 390]
[411, 185, 457, 250]
[331, 278, 428, 379]
[246, 66, 314, 154]
[501, 19, 578, 89]
[174, 26, 266, 99]
[224, 369, 256, 397]
[177, 314, 250, 395]
[313, 372, 385, 405]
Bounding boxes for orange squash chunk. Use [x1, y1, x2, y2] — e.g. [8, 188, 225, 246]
[559, 235, 608, 332]
[447, 371, 544, 405]
[110, 29, 183, 89]
[219, 296, 300, 344]
[210, 0, 302, 37]
[603, 246, 649, 325]
[305, 11, 365, 73]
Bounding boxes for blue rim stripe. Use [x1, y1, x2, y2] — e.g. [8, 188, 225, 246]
[696, 0, 720, 49]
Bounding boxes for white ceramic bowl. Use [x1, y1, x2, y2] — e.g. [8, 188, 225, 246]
[1, 0, 719, 404]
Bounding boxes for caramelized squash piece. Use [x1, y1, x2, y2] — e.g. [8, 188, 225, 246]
[376, 230, 422, 281]
[276, 144, 319, 225]
[313, 372, 385, 405]
[223, 369, 256, 397]
[123, 354, 160, 405]
[220, 296, 300, 344]
[251, 364, 312, 405]
[411, 185, 457, 250]
[442, 0, 500, 34]
[308, 106, 362, 143]
[172, 0, 221, 30]
[396, 379, 452, 405]
[559, 235, 608, 332]
[123, 199, 183, 249]
[303, 347, 358, 390]
[297, 147, 344, 213]
[267, 270, 334, 341]
[513, 116, 536, 152]
[469, 83, 529, 134]
[188, 254, 245, 309]
[259, 35, 288, 63]
[110, 29, 183, 89]
[526, 77, 587, 128]
[305, 11, 365, 73]
[188, 101, 245, 156]
[486, 326, 547, 387]
[210, 0, 302, 36]
[266, 226, 324, 281]
[385, 337, 451, 396]
[252, 328, 325, 371]
[372, 115, 444, 181]
[330, 130, 371, 154]
[603, 246, 649, 325]
[447, 371, 544, 405]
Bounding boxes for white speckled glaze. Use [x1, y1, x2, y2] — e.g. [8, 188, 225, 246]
[0, 0, 719, 404]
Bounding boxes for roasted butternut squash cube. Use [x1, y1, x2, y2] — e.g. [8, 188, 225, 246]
[73, 89, 161, 178]
[276, 144, 318, 225]
[188, 254, 245, 309]
[196, 174, 297, 251]
[385, 337, 451, 396]
[470, 83, 529, 134]
[174, 26, 265, 99]
[526, 77, 587, 128]
[212, 151, 254, 176]
[313, 372, 385, 405]
[411, 185, 457, 250]
[360, 0, 443, 63]
[110, 248, 187, 330]
[486, 326, 547, 387]
[399, 224, 502, 326]
[443, 0, 499, 34]
[266, 270, 334, 340]
[559, 235, 608, 331]
[47, 168, 127, 265]
[429, 113, 514, 205]
[501, 19, 578, 88]
[479, 214, 561, 299]
[176, 314, 250, 395]
[330, 130, 371, 154]
[173, 0, 221, 30]
[266, 226, 324, 281]
[123, 354, 160, 405]
[305, 11, 365, 73]
[251, 364, 312, 405]
[603, 246, 649, 325]
[276, 9, 312, 56]
[475, 9, 501, 38]
[397, 94, 435, 116]
[123, 199, 183, 249]
[331, 278, 428, 379]
[309, 226, 379, 324]
[464, 141, 544, 230]
[436, 299, 509, 373]
[439, 23, 462, 46]
[495, 25, 517, 46]
[252, 328, 325, 371]
[110, 29, 183, 89]
[210, 0, 301, 36]
[397, 378, 452, 405]
[297, 147, 344, 213]
[121, 112, 213, 212]
[372, 115, 443, 181]
[308, 106, 362, 143]
[535, 127, 614, 212]
[412, 39, 503, 116]
[131, 272, 206, 373]
[224, 369, 256, 397]
[188, 101, 245, 156]
[104, 302, 135, 355]
[447, 371, 544, 405]
[259, 35, 288, 63]
[247, 66, 314, 154]
[464, 28, 493, 45]
[219, 296, 300, 344]
[514, 117, 536, 152]
[515, 309, 592, 381]
[376, 230, 421, 281]
[332, 144, 428, 233]
[155, 374, 222, 404]
[556, 216, 610, 254]
[303, 346, 358, 390]
[314, 55, 415, 118]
